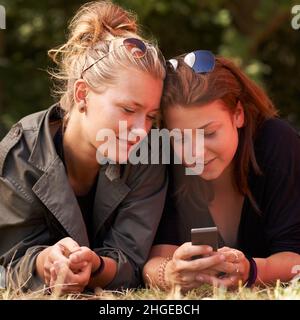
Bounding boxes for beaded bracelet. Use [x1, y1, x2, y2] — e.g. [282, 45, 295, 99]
[158, 256, 172, 291]
[245, 255, 257, 288]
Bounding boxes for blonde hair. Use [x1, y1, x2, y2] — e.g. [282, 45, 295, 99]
[48, 1, 165, 117]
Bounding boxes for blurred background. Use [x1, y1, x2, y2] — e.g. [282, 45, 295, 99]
[0, 0, 299, 138]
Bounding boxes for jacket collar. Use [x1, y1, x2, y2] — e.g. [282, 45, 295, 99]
[28, 104, 63, 171]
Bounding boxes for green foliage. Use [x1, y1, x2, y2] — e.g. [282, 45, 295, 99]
[0, 0, 299, 138]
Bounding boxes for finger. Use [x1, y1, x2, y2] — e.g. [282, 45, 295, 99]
[53, 261, 91, 290]
[174, 242, 214, 261]
[69, 264, 92, 288]
[175, 271, 197, 286]
[199, 268, 220, 277]
[68, 261, 89, 273]
[69, 247, 93, 264]
[60, 284, 85, 294]
[218, 249, 244, 263]
[217, 247, 231, 253]
[197, 273, 240, 288]
[57, 237, 81, 257]
[178, 253, 225, 272]
[48, 247, 70, 265]
[43, 260, 52, 277]
[210, 261, 238, 274]
[50, 266, 57, 283]
[52, 261, 70, 284]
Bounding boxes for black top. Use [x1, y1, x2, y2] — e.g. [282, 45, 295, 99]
[154, 118, 300, 258]
[53, 126, 98, 243]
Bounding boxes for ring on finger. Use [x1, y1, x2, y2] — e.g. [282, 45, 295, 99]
[232, 250, 239, 263]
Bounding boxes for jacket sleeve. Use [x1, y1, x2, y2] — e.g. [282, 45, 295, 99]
[0, 125, 50, 292]
[96, 162, 168, 289]
[0, 175, 51, 292]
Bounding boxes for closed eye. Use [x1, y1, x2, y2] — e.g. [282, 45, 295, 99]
[204, 131, 216, 137]
[147, 114, 157, 121]
[122, 107, 136, 114]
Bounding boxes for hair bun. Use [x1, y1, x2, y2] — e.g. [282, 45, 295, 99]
[69, 1, 138, 48]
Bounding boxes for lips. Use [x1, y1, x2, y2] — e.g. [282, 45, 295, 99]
[117, 137, 136, 149]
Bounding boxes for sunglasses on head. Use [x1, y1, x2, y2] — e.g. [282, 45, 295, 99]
[168, 50, 215, 74]
[81, 37, 148, 78]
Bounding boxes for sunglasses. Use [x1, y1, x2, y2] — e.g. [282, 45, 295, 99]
[81, 38, 147, 78]
[168, 50, 215, 74]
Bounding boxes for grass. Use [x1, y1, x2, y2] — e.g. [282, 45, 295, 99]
[1, 280, 300, 300]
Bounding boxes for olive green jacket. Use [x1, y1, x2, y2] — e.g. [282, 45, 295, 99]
[0, 104, 167, 291]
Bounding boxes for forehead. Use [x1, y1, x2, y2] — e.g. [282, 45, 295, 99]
[165, 100, 230, 129]
[108, 67, 163, 106]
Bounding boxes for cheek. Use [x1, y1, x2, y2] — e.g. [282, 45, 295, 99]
[219, 129, 239, 161]
[206, 129, 239, 161]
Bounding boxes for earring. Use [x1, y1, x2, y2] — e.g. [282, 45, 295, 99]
[78, 100, 86, 113]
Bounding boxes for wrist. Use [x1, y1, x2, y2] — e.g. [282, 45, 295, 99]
[245, 255, 258, 287]
[36, 247, 50, 279]
[91, 255, 105, 277]
[158, 257, 173, 291]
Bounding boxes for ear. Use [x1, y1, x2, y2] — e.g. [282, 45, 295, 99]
[234, 101, 245, 128]
[74, 79, 89, 104]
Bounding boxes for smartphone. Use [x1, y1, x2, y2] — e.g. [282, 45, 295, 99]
[191, 227, 218, 251]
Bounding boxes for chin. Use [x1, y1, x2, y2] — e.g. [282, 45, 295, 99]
[200, 169, 222, 181]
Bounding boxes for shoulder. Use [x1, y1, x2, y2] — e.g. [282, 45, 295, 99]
[255, 117, 299, 144]
[254, 117, 300, 172]
[0, 105, 57, 178]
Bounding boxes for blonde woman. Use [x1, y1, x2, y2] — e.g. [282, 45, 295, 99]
[0, 1, 166, 293]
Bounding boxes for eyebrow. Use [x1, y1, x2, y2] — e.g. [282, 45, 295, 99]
[197, 121, 218, 129]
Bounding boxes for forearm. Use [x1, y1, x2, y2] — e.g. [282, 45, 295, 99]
[255, 251, 300, 285]
[87, 256, 117, 289]
[143, 245, 178, 290]
[143, 256, 169, 290]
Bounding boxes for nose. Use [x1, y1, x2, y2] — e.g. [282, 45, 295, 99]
[132, 114, 149, 131]
[182, 130, 204, 166]
[129, 115, 148, 142]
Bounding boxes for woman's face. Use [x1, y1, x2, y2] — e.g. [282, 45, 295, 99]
[77, 67, 163, 163]
[164, 99, 244, 181]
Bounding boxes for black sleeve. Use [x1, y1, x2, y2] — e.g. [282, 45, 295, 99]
[256, 119, 300, 255]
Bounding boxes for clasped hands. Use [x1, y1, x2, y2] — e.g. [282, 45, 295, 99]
[39, 237, 101, 294]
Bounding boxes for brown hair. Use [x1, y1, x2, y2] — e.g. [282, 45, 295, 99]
[48, 1, 165, 122]
[161, 56, 278, 211]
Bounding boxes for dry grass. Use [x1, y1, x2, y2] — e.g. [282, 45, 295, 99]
[1, 279, 300, 300]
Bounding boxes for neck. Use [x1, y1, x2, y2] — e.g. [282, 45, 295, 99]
[63, 113, 99, 184]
